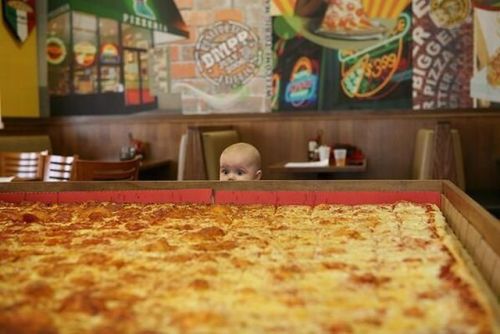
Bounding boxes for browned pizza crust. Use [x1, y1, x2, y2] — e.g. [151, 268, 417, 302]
[0, 201, 498, 333]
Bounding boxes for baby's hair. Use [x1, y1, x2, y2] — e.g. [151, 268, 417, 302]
[221, 142, 261, 169]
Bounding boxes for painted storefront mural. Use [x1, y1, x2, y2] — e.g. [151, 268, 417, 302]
[46, 0, 189, 115]
[45, 0, 270, 115]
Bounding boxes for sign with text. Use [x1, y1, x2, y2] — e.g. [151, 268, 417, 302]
[412, 0, 473, 110]
[195, 21, 263, 90]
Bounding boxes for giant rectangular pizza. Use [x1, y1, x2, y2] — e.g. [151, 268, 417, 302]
[0, 200, 498, 333]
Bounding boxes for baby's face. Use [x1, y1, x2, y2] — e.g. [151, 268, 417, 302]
[219, 153, 261, 181]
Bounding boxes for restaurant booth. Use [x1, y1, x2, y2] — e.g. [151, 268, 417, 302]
[46, 0, 188, 116]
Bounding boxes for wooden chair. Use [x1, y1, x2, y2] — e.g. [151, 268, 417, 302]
[412, 122, 466, 190]
[71, 156, 141, 181]
[43, 154, 78, 182]
[0, 151, 46, 180]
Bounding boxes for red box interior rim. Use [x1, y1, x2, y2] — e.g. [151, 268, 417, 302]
[0, 189, 441, 206]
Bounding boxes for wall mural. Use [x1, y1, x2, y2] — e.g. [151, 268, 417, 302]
[270, 0, 500, 111]
[43, 0, 500, 115]
[271, 0, 412, 110]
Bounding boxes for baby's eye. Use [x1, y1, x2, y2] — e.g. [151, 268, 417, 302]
[221, 169, 229, 175]
[236, 169, 246, 176]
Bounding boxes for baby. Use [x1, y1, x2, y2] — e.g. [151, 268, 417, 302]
[219, 142, 262, 181]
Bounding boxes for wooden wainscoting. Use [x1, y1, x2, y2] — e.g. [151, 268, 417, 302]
[2, 110, 499, 192]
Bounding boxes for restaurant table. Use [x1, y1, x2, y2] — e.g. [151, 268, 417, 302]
[268, 159, 367, 180]
[139, 159, 172, 180]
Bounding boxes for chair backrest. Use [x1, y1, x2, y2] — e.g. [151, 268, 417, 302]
[72, 156, 141, 181]
[177, 133, 188, 181]
[0, 151, 46, 180]
[201, 130, 240, 180]
[412, 125, 466, 190]
[43, 154, 77, 182]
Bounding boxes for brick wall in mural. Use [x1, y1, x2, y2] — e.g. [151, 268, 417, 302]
[169, 0, 271, 114]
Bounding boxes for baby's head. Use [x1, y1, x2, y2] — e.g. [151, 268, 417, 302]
[219, 142, 262, 181]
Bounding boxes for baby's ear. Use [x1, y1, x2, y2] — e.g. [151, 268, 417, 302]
[255, 169, 262, 180]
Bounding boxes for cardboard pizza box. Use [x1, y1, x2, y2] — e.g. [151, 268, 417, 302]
[0, 179, 498, 313]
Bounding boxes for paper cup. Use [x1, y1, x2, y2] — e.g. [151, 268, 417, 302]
[333, 149, 347, 166]
[318, 145, 331, 163]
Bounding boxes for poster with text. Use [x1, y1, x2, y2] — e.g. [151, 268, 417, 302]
[272, 29, 322, 111]
[412, 0, 474, 110]
[170, 0, 272, 114]
[470, 3, 500, 107]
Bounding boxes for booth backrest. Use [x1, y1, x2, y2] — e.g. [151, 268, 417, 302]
[0, 135, 52, 153]
[184, 125, 240, 180]
[201, 130, 240, 180]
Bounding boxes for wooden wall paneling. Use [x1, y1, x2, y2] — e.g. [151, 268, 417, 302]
[453, 118, 500, 190]
[494, 129, 500, 191]
[150, 123, 172, 161]
[356, 120, 385, 179]
[336, 119, 354, 145]
[3, 110, 499, 190]
[383, 119, 420, 180]
[352, 119, 386, 179]
[247, 119, 315, 180]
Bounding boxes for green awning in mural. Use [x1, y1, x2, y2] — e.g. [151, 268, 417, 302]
[49, 0, 188, 41]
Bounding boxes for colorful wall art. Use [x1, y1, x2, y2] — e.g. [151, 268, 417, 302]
[40, 0, 500, 115]
[271, 0, 500, 112]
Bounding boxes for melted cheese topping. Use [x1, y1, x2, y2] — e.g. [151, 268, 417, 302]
[0, 201, 497, 333]
[320, 0, 374, 32]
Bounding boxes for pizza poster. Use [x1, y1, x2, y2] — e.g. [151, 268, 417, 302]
[412, 0, 474, 110]
[272, 0, 500, 112]
[272, 0, 412, 111]
[322, 5, 413, 110]
[470, 2, 500, 107]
